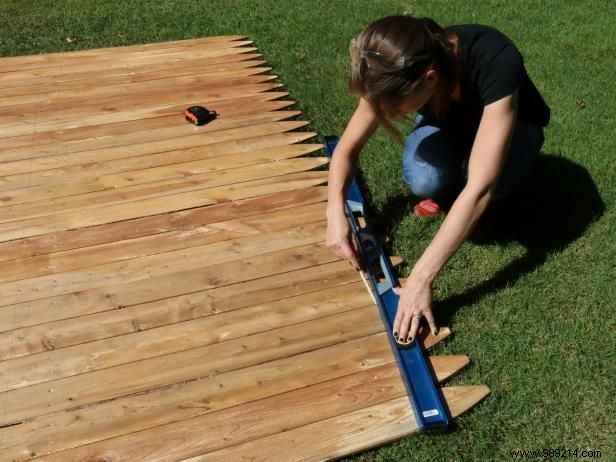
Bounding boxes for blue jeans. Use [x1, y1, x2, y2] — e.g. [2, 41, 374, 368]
[402, 116, 544, 205]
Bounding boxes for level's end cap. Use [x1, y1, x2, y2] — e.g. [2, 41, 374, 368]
[442, 385, 491, 419]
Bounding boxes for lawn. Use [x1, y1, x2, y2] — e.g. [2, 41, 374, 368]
[1, 0, 613, 460]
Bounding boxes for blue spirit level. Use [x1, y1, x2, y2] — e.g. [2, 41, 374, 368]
[324, 135, 449, 432]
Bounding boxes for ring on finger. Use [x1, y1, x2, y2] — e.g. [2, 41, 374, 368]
[413, 313, 422, 319]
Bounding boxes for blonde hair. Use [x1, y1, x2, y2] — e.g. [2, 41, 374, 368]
[348, 16, 458, 142]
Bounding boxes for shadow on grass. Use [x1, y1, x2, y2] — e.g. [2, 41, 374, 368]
[375, 154, 604, 324]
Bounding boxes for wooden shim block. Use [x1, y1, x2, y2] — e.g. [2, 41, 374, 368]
[0, 219, 329, 306]
[0, 81, 284, 136]
[0, 90, 288, 155]
[0, 242, 339, 332]
[0, 171, 328, 241]
[0, 65, 274, 106]
[0, 118, 309, 174]
[0, 185, 326, 262]
[1, 281, 373, 391]
[0, 52, 265, 91]
[0, 334, 392, 460]
[0, 35, 248, 71]
[179, 386, 491, 462]
[0, 306, 383, 426]
[0, 142, 322, 206]
[0, 43, 258, 83]
[0, 200, 327, 284]
[0, 259, 357, 360]
[0, 157, 328, 225]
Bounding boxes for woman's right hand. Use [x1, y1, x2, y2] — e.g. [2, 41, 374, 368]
[325, 97, 379, 271]
[326, 208, 361, 270]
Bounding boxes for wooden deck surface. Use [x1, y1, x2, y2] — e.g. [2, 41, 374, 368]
[0, 36, 488, 461]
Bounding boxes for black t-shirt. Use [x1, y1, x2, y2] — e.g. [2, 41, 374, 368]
[421, 24, 550, 152]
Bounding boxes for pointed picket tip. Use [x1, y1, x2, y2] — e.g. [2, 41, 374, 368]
[428, 355, 470, 382]
[442, 385, 491, 419]
[389, 255, 403, 267]
[420, 326, 451, 349]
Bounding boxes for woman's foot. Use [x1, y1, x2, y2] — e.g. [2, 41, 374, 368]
[413, 198, 441, 218]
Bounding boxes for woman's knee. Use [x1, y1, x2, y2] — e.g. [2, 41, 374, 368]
[402, 125, 461, 201]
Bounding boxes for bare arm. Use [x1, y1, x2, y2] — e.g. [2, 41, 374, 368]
[394, 91, 518, 340]
[326, 97, 380, 268]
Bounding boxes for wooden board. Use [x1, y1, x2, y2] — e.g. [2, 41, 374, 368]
[0, 36, 488, 462]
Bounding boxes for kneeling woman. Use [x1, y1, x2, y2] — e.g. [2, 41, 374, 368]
[326, 15, 549, 343]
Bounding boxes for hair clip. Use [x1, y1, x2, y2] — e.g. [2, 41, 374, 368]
[350, 37, 431, 73]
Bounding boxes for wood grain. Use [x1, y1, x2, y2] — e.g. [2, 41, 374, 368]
[177, 386, 490, 462]
[0, 170, 328, 241]
[0, 185, 326, 262]
[0, 91, 288, 155]
[0, 118, 310, 173]
[0, 35, 248, 71]
[0, 242, 339, 331]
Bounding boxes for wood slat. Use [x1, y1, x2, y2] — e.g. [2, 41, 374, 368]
[0, 157, 328, 225]
[1, 220, 329, 306]
[0, 200, 327, 284]
[0, 306, 383, 425]
[0, 58, 268, 100]
[0, 170, 328, 242]
[1, 282, 373, 392]
[0, 243, 339, 331]
[0, 81, 285, 136]
[0, 259, 356, 360]
[0, 65, 273, 106]
[2, 336, 390, 461]
[0, 43, 258, 83]
[178, 386, 490, 462]
[1, 118, 310, 172]
[0, 118, 312, 193]
[1, 331, 456, 461]
[0, 91, 289, 154]
[0, 185, 326, 262]
[10, 334, 462, 460]
[0, 35, 248, 70]
[0, 142, 321, 206]
[0, 73, 278, 120]
[0, 80, 285, 136]
[0, 52, 265, 91]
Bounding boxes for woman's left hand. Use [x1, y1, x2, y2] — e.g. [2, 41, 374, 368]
[392, 278, 438, 343]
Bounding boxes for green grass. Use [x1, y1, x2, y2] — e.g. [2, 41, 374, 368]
[1, 0, 614, 460]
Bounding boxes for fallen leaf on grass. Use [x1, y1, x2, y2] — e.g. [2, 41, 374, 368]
[575, 99, 587, 109]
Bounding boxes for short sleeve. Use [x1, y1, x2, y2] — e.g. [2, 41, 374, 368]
[478, 44, 524, 105]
